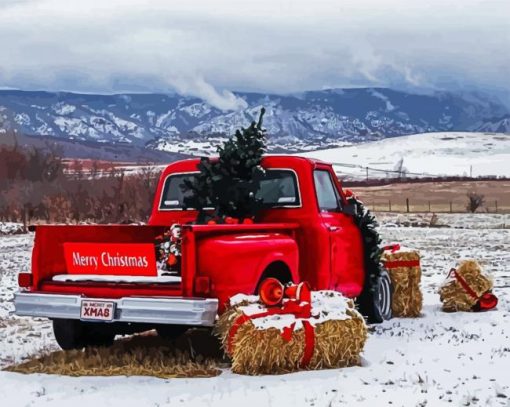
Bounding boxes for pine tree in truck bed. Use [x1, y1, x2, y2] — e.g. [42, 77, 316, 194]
[182, 108, 267, 224]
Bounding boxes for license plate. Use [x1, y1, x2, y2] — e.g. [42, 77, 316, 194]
[80, 300, 115, 321]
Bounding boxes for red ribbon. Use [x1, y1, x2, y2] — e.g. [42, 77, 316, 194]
[227, 300, 315, 368]
[383, 244, 401, 253]
[448, 268, 478, 299]
[300, 320, 315, 368]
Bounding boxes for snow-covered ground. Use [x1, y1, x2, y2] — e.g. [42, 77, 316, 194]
[0, 214, 509, 406]
[0, 222, 25, 235]
[376, 212, 510, 229]
[298, 132, 510, 180]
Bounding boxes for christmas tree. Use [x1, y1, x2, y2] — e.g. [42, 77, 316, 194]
[182, 108, 267, 223]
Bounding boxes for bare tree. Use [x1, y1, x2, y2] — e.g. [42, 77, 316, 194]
[466, 191, 485, 213]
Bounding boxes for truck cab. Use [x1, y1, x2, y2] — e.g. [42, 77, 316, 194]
[14, 156, 390, 350]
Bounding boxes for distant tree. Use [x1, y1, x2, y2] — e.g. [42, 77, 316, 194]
[466, 191, 485, 213]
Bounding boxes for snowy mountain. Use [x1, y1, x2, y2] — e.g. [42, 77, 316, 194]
[0, 88, 508, 155]
[298, 132, 510, 180]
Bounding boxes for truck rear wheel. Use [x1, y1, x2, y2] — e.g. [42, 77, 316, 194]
[357, 269, 393, 323]
[155, 325, 189, 341]
[53, 319, 86, 350]
[53, 319, 115, 350]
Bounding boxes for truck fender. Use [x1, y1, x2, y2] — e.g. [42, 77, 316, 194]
[254, 252, 299, 293]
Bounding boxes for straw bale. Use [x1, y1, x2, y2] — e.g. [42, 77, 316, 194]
[439, 260, 493, 312]
[216, 294, 368, 375]
[382, 248, 422, 317]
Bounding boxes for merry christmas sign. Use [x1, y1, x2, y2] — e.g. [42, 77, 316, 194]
[63, 243, 157, 276]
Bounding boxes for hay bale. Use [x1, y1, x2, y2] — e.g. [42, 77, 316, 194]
[439, 260, 493, 312]
[382, 246, 423, 317]
[215, 292, 368, 375]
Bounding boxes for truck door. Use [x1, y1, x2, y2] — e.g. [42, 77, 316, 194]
[313, 167, 365, 297]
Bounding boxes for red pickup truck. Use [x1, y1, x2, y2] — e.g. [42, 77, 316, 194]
[14, 155, 392, 349]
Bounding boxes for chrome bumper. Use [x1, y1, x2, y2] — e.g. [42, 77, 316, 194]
[13, 292, 218, 326]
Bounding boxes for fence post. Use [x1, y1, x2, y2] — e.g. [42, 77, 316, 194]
[389, 200, 391, 211]
[450, 201, 453, 213]
[495, 200, 498, 213]
[366, 167, 369, 182]
[406, 198, 410, 213]
[428, 201, 431, 212]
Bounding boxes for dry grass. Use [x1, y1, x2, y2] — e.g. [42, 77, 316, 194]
[439, 260, 493, 312]
[382, 249, 423, 318]
[4, 329, 226, 378]
[216, 303, 368, 375]
[353, 180, 510, 213]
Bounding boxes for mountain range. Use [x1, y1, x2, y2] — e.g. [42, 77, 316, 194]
[0, 88, 508, 158]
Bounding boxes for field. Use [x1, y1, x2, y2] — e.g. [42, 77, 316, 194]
[0, 214, 509, 406]
[352, 180, 510, 213]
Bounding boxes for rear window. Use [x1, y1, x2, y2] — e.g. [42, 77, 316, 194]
[256, 170, 300, 207]
[159, 173, 200, 210]
[159, 170, 300, 210]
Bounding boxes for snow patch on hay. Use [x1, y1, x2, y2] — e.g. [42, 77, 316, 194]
[233, 291, 353, 332]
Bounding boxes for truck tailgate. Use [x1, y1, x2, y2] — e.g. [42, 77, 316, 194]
[29, 225, 185, 297]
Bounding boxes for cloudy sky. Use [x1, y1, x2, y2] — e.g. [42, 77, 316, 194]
[1, 0, 509, 109]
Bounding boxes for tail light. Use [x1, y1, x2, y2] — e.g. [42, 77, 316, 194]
[194, 276, 211, 295]
[18, 273, 32, 288]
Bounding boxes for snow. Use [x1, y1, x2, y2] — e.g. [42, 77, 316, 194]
[0, 222, 24, 235]
[298, 132, 510, 179]
[0, 214, 509, 406]
[52, 274, 181, 284]
[234, 291, 352, 331]
[52, 103, 76, 116]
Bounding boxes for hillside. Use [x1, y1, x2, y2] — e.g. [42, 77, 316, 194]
[298, 132, 510, 180]
[0, 88, 508, 155]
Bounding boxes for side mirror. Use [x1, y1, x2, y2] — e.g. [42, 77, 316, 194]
[342, 201, 357, 216]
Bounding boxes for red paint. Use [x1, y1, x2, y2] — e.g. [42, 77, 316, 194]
[63, 243, 157, 276]
[23, 156, 367, 323]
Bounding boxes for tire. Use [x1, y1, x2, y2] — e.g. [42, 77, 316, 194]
[377, 270, 393, 321]
[156, 325, 189, 341]
[83, 325, 115, 348]
[357, 269, 393, 324]
[53, 319, 87, 350]
[53, 319, 115, 350]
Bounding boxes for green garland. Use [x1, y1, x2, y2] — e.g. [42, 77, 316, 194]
[350, 196, 385, 321]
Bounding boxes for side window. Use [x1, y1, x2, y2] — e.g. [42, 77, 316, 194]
[314, 170, 341, 212]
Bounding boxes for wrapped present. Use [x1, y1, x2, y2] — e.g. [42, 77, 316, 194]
[439, 260, 498, 312]
[382, 244, 423, 317]
[215, 284, 368, 375]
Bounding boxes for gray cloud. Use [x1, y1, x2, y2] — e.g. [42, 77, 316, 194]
[1, 0, 509, 110]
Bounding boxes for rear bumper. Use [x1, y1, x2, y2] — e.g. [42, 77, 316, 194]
[13, 292, 218, 326]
